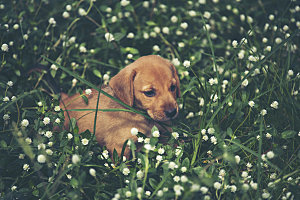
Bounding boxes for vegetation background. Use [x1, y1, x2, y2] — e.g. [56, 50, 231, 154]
[0, 0, 299, 199]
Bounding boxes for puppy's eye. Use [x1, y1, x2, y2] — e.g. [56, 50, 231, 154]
[143, 90, 156, 97]
[170, 84, 176, 92]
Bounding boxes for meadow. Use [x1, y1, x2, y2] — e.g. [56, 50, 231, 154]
[0, 0, 299, 199]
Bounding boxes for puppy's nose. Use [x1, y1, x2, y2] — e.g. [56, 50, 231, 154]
[165, 108, 177, 119]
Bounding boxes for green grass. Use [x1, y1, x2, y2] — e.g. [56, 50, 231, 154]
[0, 0, 299, 199]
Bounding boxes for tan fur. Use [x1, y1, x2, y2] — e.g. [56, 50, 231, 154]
[60, 55, 180, 157]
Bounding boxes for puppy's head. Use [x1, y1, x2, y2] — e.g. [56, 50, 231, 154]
[109, 55, 180, 121]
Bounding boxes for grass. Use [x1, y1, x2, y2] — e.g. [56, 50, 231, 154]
[0, 0, 299, 199]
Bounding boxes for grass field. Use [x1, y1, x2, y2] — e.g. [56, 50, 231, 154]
[0, 0, 299, 199]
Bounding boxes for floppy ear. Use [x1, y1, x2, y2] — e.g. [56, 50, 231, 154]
[109, 66, 136, 106]
[170, 64, 181, 98]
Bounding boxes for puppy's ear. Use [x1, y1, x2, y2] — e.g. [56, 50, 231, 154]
[109, 67, 136, 106]
[170, 64, 181, 98]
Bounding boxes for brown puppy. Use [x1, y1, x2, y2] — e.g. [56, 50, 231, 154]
[60, 55, 180, 157]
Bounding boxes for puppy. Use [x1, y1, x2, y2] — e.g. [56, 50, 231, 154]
[60, 55, 180, 157]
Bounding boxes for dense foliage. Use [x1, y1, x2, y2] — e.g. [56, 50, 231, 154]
[0, 0, 299, 199]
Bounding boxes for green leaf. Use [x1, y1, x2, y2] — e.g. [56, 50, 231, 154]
[70, 178, 79, 188]
[182, 157, 190, 168]
[149, 178, 158, 190]
[0, 140, 7, 149]
[114, 32, 125, 42]
[93, 69, 102, 78]
[113, 149, 119, 163]
[281, 130, 296, 139]
[146, 21, 157, 26]
[81, 95, 89, 105]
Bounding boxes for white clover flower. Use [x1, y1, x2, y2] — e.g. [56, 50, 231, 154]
[3, 96, 9, 102]
[232, 40, 238, 48]
[1, 43, 9, 52]
[158, 147, 165, 154]
[62, 11, 70, 18]
[235, 155, 241, 164]
[55, 118, 61, 124]
[202, 135, 209, 141]
[200, 186, 208, 194]
[210, 136, 217, 145]
[170, 58, 180, 67]
[265, 46, 272, 52]
[199, 0, 206, 4]
[103, 74, 110, 81]
[137, 137, 144, 143]
[23, 164, 30, 171]
[178, 42, 185, 48]
[181, 166, 187, 173]
[270, 101, 279, 109]
[7, 81, 13, 87]
[241, 79, 249, 87]
[241, 171, 248, 178]
[173, 185, 183, 196]
[48, 17, 56, 26]
[45, 149, 53, 156]
[136, 170, 144, 179]
[19, 154, 25, 159]
[173, 176, 180, 182]
[269, 14, 275, 20]
[37, 154, 46, 163]
[120, 0, 130, 7]
[183, 60, 191, 68]
[82, 138, 89, 145]
[156, 155, 163, 162]
[122, 167, 130, 175]
[25, 137, 32, 144]
[85, 89, 92, 95]
[130, 127, 138, 136]
[152, 130, 160, 137]
[287, 70, 294, 76]
[3, 114, 10, 120]
[157, 190, 163, 197]
[38, 143, 46, 150]
[45, 131, 53, 138]
[180, 22, 188, 29]
[203, 11, 211, 19]
[186, 112, 194, 119]
[153, 45, 160, 51]
[153, 27, 161, 33]
[171, 16, 178, 23]
[104, 32, 115, 42]
[172, 132, 179, 139]
[275, 37, 282, 44]
[78, 8, 87, 16]
[79, 46, 87, 53]
[238, 50, 245, 59]
[266, 133, 272, 139]
[48, 142, 53, 147]
[124, 191, 131, 198]
[250, 181, 257, 190]
[168, 161, 178, 170]
[11, 186, 17, 191]
[21, 119, 29, 127]
[43, 117, 51, 125]
[246, 162, 253, 168]
[248, 100, 255, 108]
[230, 185, 237, 193]
[180, 175, 188, 183]
[214, 182, 222, 190]
[207, 128, 215, 134]
[67, 133, 73, 140]
[262, 192, 270, 199]
[72, 154, 80, 164]
[266, 151, 275, 159]
[260, 109, 267, 116]
[89, 168, 96, 177]
[162, 27, 169, 34]
[219, 169, 226, 177]
[127, 32, 134, 38]
[66, 174, 72, 179]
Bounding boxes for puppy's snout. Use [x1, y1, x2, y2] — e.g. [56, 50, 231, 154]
[165, 108, 177, 119]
